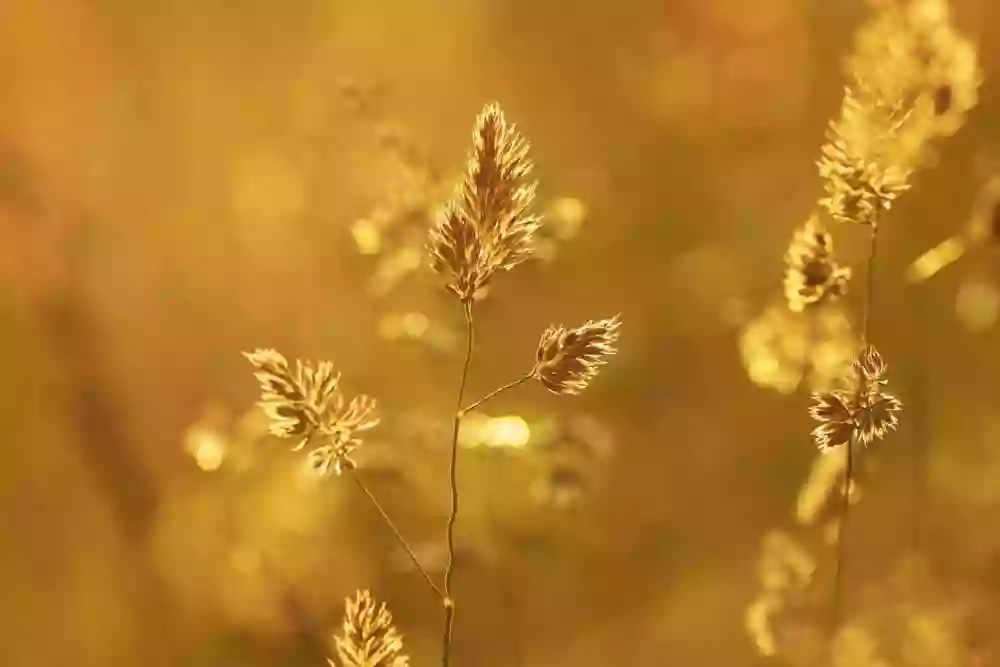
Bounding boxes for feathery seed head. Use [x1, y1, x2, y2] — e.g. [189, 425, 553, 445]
[532, 316, 621, 395]
[818, 89, 913, 227]
[783, 217, 852, 312]
[244, 348, 379, 475]
[844, 0, 981, 169]
[808, 346, 902, 451]
[428, 102, 542, 301]
[332, 590, 409, 667]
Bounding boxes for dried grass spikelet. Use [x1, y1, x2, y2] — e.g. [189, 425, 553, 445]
[331, 590, 409, 667]
[428, 102, 542, 301]
[848, 0, 981, 159]
[532, 316, 621, 395]
[816, 0, 982, 227]
[784, 217, 853, 312]
[808, 345, 903, 451]
[818, 87, 913, 227]
[244, 348, 379, 476]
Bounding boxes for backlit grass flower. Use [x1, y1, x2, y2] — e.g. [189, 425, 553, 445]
[808, 346, 903, 450]
[783, 217, 852, 312]
[428, 102, 542, 301]
[818, 88, 913, 227]
[532, 316, 621, 395]
[244, 348, 379, 475]
[331, 590, 409, 667]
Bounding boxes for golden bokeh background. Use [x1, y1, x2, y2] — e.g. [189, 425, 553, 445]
[2, 0, 1000, 665]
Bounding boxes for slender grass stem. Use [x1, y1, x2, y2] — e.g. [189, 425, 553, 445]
[832, 220, 879, 631]
[461, 373, 534, 415]
[352, 474, 444, 599]
[442, 299, 475, 667]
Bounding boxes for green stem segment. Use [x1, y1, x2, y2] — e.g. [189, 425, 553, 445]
[442, 300, 475, 667]
[460, 373, 533, 416]
[832, 221, 879, 633]
[352, 474, 444, 599]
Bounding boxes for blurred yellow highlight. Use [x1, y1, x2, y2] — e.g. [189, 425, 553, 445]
[459, 414, 531, 449]
[184, 425, 227, 472]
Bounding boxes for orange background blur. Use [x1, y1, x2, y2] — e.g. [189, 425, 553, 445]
[2, 1, 1000, 665]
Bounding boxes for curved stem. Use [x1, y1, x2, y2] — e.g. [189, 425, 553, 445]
[352, 474, 444, 599]
[461, 373, 533, 415]
[442, 299, 475, 667]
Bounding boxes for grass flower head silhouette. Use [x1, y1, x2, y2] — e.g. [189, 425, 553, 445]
[533, 316, 622, 395]
[428, 102, 542, 302]
[784, 217, 853, 313]
[331, 590, 409, 667]
[818, 88, 913, 228]
[808, 346, 903, 451]
[244, 348, 379, 475]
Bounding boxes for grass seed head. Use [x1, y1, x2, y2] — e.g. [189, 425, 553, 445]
[532, 316, 622, 395]
[332, 590, 409, 667]
[244, 348, 379, 475]
[428, 102, 542, 301]
[808, 346, 903, 450]
[783, 217, 853, 312]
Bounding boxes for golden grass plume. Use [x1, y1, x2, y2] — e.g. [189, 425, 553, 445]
[330, 590, 409, 667]
[532, 316, 622, 395]
[428, 102, 542, 301]
[783, 217, 853, 313]
[243, 348, 379, 475]
[808, 346, 903, 451]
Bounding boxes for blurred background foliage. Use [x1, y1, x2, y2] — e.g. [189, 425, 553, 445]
[2, 0, 1000, 665]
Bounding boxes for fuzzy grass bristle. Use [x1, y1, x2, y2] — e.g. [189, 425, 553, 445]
[331, 590, 409, 667]
[808, 346, 903, 451]
[532, 316, 622, 395]
[783, 217, 852, 312]
[244, 348, 379, 475]
[428, 102, 542, 301]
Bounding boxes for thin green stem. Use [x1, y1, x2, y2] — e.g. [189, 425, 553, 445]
[832, 221, 879, 632]
[442, 299, 475, 667]
[460, 373, 534, 415]
[352, 474, 444, 599]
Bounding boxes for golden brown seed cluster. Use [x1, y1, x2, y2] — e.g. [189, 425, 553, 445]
[331, 590, 409, 667]
[819, 0, 981, 229]
[808, 346, 903, 451]
[783, 217, 853, 313]
[244, 348, 379, 475]
[818, 87, 913, 228]
[532, 316, 622, 395]
[429, 102, 621, 393]
[427, 103, 542, 302]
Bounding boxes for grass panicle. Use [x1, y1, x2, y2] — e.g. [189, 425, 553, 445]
[783, 217, 853, 313]
[428, 102, 542, 303]
[532, 316, 622, 396]
[332, 590, 410, 667]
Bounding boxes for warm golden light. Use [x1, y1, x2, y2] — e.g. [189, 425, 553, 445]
[482, 415, 531, 449]
[183, 426, 227, 472]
